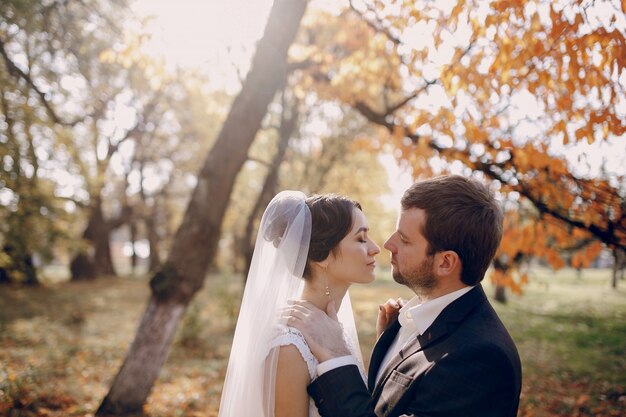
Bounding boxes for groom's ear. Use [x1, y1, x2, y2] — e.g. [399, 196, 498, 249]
[434, 250, 460, 277]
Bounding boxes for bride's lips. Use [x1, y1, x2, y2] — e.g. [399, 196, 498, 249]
[367, 261, 376, 268]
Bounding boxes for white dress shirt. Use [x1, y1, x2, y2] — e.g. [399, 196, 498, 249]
[374, 286, 473, 383]
[315, 286, 474, 381]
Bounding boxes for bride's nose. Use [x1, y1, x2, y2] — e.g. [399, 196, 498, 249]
[368, 240, 381, 256]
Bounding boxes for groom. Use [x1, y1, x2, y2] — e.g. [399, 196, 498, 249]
[287, 175, 522, 417]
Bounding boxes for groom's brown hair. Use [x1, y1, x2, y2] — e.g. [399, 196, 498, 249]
[401, 175, 503, 286]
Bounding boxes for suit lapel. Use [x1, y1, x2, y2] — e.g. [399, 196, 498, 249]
[414, 285, 487, 352]
[371, 285, 488, 396]
[368, 319, 400, 392]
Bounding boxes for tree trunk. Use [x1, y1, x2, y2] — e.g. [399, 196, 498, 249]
[129, 220, 138, 274]
[494, 284, 508, 303]
[242, 92, 298, 275]
[146, 211, 161, 272]
[96, 1, 308, 414]
[97, 298, 186, 415]
[138, 159, 162, 273]
[491, 259, 508, 303]
[614, 248, 625, 287]
[70, 198, 116, 280]
[612, 248, 619, 289]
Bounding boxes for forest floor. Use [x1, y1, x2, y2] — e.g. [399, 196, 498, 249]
[0, 267, 624, 417]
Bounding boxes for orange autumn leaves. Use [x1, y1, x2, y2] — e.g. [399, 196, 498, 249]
[492, 210, 605, 294]
[289, 1, 624, 293]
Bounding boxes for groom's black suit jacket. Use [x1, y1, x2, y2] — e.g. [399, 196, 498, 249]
[308, 285, 522, 417]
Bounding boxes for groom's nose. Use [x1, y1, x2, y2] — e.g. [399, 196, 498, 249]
[383, 235, 396, 253]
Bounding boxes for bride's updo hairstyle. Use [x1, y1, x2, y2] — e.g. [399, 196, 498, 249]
[261, 192, 361, 278]
[303, 194, 361, 279]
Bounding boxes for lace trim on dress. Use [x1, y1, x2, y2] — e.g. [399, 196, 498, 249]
[269, 325, 318, 380]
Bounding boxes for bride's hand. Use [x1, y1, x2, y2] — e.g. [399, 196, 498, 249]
[376, 298, 405, 339]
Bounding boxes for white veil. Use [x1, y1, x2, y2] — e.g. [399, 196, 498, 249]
[218, 191, 364, 417]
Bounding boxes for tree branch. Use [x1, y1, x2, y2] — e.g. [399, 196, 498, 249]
[0, 37, 86, 127]
[352, 100, 626, 250]
[348, 0, 402, 45]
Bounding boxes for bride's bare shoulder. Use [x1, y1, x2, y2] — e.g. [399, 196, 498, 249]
[276, 344, 310, 381]
[275, 344, 310, 417]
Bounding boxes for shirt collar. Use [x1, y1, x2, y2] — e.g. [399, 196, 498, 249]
[399, 286, 474, 335]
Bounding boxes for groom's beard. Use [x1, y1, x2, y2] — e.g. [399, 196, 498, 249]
[392, 255, 437, 293]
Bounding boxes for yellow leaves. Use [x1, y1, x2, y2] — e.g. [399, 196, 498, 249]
[570, 252, 584, 269]
[449, 0, 466, 27]
[557, 95, 573, 112]
[464, 121, 489, 144]
[352, 136, 378, 152]
[409, 9, 423, 21]
[416, 136, 433, 158]
[552, 120, 569, 144]
[571, 241, 603, 269]
[550, 5, 564, 36]
[571, 12, 585, 33]
[498, 235, 519, 259]
[392, 125, 405, 142]
[489, 268, 523, 295]
[494, 1, 515, 13]
[99, 49, 116, 64]
[530, 11, 542, 33]
[532, 40, 545, 57]
[0, 251, 12, 269]
[574, 127, 588, 143]
[546, 249, 566, 270]
[495, 205, 607, 281]
[519, 273, 529, 285]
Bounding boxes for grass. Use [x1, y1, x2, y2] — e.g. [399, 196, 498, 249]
[0, 267, 624, 416]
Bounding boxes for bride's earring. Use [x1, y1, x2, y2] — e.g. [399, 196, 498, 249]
[321, 264, 331, 297]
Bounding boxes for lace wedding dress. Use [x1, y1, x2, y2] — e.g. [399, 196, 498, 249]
[270, 325, 367, 417]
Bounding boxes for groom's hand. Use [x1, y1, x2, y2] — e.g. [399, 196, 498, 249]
[284, 299, 351, 362]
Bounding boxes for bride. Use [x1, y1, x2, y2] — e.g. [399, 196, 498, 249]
[218, 191, 380, 417]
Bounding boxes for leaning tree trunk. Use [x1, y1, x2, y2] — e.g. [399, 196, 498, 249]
[96, 1, 308, 414]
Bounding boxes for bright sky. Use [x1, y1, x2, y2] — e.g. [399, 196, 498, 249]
[132, 0, 274, 92]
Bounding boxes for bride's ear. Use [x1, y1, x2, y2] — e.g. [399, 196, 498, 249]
[310, 257, 330, 273]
